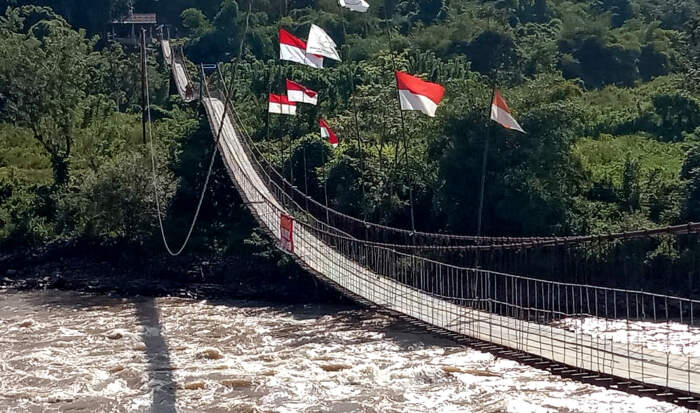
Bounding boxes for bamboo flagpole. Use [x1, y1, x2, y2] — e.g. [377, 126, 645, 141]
[349, 69, 368, 222]
[476, 85, 497, 237]
[337, 2, 367, 223]
[383, 7, 416, 233]
[322, 146, 330, 223]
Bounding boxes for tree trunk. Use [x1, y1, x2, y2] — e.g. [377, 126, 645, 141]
[51, 154, 70, 187]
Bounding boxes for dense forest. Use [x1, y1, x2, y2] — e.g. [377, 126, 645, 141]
[0, 0, 699, 258]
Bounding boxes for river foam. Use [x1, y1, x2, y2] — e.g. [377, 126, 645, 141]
[0, 290, 691, 412]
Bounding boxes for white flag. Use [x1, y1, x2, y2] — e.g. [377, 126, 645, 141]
[339, 0, 370, 12]
[306, 24, 341, 62]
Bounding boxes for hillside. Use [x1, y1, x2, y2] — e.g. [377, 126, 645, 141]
[0, 0, 698, 253]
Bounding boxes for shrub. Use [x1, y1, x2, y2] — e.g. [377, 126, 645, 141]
[55, 150, 176, 243]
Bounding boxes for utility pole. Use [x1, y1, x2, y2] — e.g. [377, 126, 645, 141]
[140, 28, 147, 145]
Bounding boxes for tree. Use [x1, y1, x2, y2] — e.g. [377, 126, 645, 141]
[0, 7, 94, 186]
[9, 0, 130, 34]
[620, 153, 641, 211]
[651, 94, 700, 141]
[435, 82, 584, 235]
[451, 30, 520, 77]
[180, 8, 212, 38]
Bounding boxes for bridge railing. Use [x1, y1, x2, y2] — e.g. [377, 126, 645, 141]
[201, 64, 700, 396]
[206, 62, 700, 299]
[170, 43, 197, 102]
[209, 57, 700, 332]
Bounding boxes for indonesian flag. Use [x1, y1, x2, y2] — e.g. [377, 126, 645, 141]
[306, 24, 341, 62]
[320, 119, 338, 147]
[286, 79, 318, 105]
[395, 71, 445, 117]
[339, 0, 370, 12]
[268, 94, 296, 115]
[490, 89, 525, 133]
[279, 28, 324, 69]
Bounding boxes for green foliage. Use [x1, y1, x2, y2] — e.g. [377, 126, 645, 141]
[1, 0, 699, 252]
[0, 6, 94, 186]
[574, 134, 685, 225]
[181, 8, 212, 38]
[0, 170, 54, 247]
[55, 149, 175, 242]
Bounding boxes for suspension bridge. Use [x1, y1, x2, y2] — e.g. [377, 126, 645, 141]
[159, 39, 700, 407]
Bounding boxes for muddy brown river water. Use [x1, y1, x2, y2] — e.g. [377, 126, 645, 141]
[0, 289, 691, 412]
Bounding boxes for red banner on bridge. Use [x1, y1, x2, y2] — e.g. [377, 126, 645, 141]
[280, 213, 294, 253]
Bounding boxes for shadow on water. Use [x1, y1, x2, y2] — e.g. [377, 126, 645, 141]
[135, 297, 177, 413]
[19, 292, 178, 412]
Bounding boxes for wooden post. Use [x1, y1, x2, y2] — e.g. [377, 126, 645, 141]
[140, 28, 147, 145]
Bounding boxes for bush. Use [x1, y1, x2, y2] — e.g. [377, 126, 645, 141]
[0, 170, 54, 248]
[55, 150, 176, 243]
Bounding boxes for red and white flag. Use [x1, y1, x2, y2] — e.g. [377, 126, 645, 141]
[279, 28, 323, 69]
[490, 89, 525, 133]
[395, 71, 445, 117]
[279, 213, 294, 253]
[320, 118, 338, 147]
[269, 94, 296, 115]
[286, 79, 318, 105]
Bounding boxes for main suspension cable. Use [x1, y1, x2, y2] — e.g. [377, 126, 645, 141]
[145, 61, 219, 256]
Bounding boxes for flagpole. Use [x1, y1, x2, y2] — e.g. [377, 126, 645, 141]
[266, 67, 272, 142]
[288, 117, 294, 186]
[384, 7, 416, 233]
[348, 70, 368, 223]
[278, 35, 294, 190]
[476, 84, 497, 237]
[296, 109, 309, 211]
[396, 86, 416, 233]
[322, 146, 330, 223]
[339, 4, 348, 60]
[303, 144, 309, 210]
[231, 0, 252, 98]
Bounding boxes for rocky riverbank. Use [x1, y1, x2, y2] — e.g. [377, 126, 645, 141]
[0, 240, 346, 303]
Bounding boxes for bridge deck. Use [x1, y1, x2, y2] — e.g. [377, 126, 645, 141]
[172, 62, 192, 101]
[161, 40, 172, 65]
[201, 96, 700, 397]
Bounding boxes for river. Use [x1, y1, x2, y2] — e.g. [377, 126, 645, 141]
[0, 289, 690, 412]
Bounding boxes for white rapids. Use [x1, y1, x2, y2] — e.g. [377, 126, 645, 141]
[0, 290, 691, 412]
